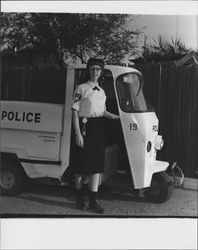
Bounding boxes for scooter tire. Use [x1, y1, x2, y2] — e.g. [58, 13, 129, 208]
[0, 160, 26, 196]
[143, 172, 173, 203]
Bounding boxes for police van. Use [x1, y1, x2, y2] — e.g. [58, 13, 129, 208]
[0, 65, 183, 203]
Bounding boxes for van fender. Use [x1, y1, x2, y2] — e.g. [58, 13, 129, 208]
[1, 148, 45, 178]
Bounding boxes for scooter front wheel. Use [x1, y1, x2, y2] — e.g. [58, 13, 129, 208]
[0, 159, 26, 196]
[143, 172, 173, 203]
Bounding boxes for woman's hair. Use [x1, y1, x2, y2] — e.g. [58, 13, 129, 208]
[87, 58, 104, 70]
[86, 58, 105, 86]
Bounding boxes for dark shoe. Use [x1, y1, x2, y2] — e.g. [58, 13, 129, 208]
[75, 189, 87, 210]
[89, 191, 104, 214]
[129, 188, 139, 197]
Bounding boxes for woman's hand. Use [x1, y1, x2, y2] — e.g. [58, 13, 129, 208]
[104, 110, 120, 120]
[75, 134, 84, 148]
[72, 110, 84, 147]
[113, 114, 120, 120]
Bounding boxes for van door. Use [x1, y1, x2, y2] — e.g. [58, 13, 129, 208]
[115, 72, 168, 189]
[60, 67, 75, 177]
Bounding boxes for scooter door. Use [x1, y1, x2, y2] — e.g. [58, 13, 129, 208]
[115, 72, 169, 189]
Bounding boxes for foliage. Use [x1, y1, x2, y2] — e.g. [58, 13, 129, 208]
[1, 13, 143, 67]
[142, 35, 190, 59]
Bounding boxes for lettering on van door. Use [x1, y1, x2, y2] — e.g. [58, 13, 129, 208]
[1, 111, 41, 123]
[38, 135, 56, 142]
[152, 125, 158, 132]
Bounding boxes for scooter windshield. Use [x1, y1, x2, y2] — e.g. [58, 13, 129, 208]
[116, 72, 150, 113]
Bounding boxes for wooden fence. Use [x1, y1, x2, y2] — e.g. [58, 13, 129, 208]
[136, 63, 198, 178]
[1, 67, 66, 104]
[1, 64, 198, 178]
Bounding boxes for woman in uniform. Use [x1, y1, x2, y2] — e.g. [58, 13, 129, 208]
[71, 58, 120, 214]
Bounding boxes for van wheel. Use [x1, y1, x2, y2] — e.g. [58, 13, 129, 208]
[143, 172, 173, 203]
[0, 161, 26, 196]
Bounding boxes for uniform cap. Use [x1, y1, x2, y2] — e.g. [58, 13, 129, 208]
[87, 58, 104, 69]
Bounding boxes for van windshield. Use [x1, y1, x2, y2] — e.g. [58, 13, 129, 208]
[116, 72, 150, 113]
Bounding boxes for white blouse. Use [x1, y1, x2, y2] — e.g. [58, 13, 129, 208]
[72, 81, 106, 117]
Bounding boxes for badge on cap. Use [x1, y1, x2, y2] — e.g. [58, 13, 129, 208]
[74, 93, 81, 102]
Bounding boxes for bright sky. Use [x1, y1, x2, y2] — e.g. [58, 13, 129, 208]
[133, 15, 197, 50]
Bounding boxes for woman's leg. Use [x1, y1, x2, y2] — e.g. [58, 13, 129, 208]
[90, 173, 100, 192]
[74, 174, 87, 210]
[75, 174, 83, 189]
[89, 173, 104, 214]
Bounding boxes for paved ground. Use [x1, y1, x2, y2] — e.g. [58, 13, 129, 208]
[0, 178, 197, 217]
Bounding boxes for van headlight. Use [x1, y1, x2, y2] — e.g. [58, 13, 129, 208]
[155, 135, 164, 150]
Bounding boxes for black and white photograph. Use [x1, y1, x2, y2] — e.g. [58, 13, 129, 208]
[0, 1, 197, 249]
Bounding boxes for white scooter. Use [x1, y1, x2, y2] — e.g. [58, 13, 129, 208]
[0, 65, 183, 203]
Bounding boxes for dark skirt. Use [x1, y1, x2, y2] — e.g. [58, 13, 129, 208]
[70, 117, 105, 175]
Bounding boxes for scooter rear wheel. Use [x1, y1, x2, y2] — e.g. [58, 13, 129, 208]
[143, 172, 173, 203]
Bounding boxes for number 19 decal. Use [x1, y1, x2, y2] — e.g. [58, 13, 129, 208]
[130, 123, 137, 131]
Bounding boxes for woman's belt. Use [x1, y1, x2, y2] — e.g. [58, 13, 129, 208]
[80, 116, 103, 136]
[79, 115, 103, 119]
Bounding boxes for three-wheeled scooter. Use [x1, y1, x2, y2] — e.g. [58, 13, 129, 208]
[0, 65, 183, 203]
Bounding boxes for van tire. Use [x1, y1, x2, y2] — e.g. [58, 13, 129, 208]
[0, 160, 26, 196]
[143, 172, 173, 203]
